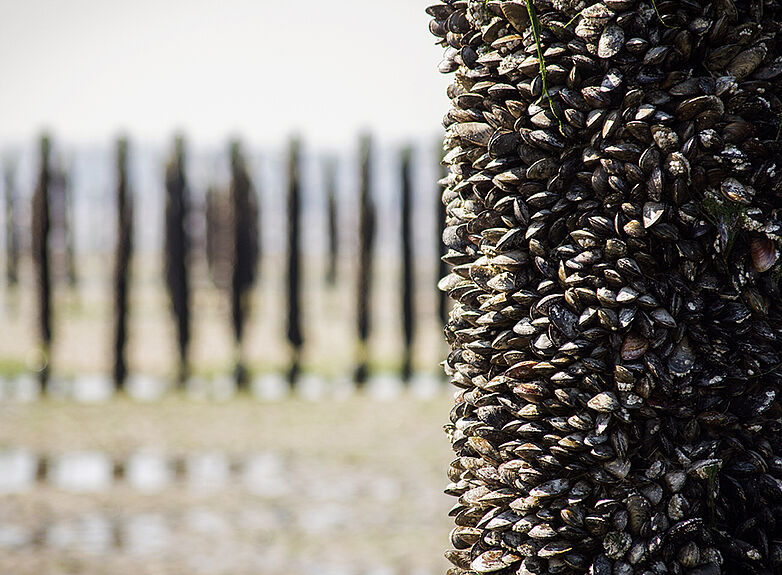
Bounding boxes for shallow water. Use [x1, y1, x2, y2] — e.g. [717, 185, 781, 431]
[0, 393, 452, 574]
[0, 372, 445, 403]
[126, 450, 173, 492]
[0, 448, 36, 493]
[51, 451, 113, 492]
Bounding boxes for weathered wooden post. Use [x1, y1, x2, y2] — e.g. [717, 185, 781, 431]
[205, 186, 222, 288]
[431, 1, 782, 573]
[286, 137, 303, 386]
[113, 137, 133, 391]
[229, 140, 259, 389]
[325, 157, 339, 287]
[164, 135, 190, 387]
[400, 146, 415, 382]
[354, 134, 375, 386]
[31, 135, 52, 389]
[4, 161, 18, 287]
[63, 166, 77, 289]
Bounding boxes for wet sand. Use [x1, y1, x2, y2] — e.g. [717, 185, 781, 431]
[0, 392, 454, 575]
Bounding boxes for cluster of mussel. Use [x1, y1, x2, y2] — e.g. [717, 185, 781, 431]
[430, 0, 782, 573]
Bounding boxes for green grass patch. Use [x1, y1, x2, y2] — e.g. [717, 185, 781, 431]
[0, 357, 29, 377]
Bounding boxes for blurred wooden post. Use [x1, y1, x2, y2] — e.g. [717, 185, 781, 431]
[229, 140, 259, 389]
[286, 137, 303, 386]
[325, 157, 338, 287]
[400, 146, 415, 382]
[4, 161, 18, 287]
[205, 186, 221, 286]
[63, 166, 77, 289]
[32, 134, 52, 390]
[164, 135, 191, 388]
[113, 137, 133, 391]
[354, 134, 375, 386]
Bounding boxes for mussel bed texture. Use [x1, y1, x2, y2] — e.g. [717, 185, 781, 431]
[430, 1, 782, 573]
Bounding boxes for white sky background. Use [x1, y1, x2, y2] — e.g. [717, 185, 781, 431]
[0, 0, 451, 148]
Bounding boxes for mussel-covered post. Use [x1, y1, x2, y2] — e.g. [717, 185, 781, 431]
[438, 142, 450, 330]
[229, 140, 259, 388]
[325, 157, 339, 287]
[4, 161, 18, 286]
[113, 137, 133, 391]
[400, 146, 416, 381]
[32, 134, 52, 389]
[355, 134, 376, 386]
[286, 137, 303, 386]
[164, 135, 191, 387]
[430, 1, 782, 574]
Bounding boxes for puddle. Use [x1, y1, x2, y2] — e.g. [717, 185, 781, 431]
[72, 374, 114, 403]
[0, 373, 446, 403]
[296, 375, 329, 401]
[331, 375, 357, 401]
[126, 375, 168, 401]
[297, 502, 351, 534]
[121, 513, 170, 555]
[251, 373, 289, 401]
[0, 448, 425, 505]
[244, 452, 289, 497]
[409, 373, 444, 399]
[45, 514, 115, 553]
[366, 374, 403, 401]
[43, 377, 72, 400]
[186, 376, 236, 401]
[186, 452, 230, 491]
[307, 472, 359, 502]
[51, 451, 113, 492]
[0, 448, 37, 493]
[185, 376, 210, 400]
[236, 506, 287, 532]
[7, 374, 41, 402]
[126, 451, 171, 492]
[185, 508, 231, 535]
[0, 524, 31, 549]
[212, 374, 237, 401]
[77, 513, 114, 553]
[45, 520, 79, 550]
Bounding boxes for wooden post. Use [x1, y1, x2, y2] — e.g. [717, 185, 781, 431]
[113, 137, 133, 391]
[4, 161, 18, 287]
[325, 157, 338, 287]
[229, 140, 259, 389]
[354, 134, 375, 386]
[164, 135, 190, 387]
[286, 137, 303, 386]
[400, 146, 415, 382]
[31, 135, 52, 390]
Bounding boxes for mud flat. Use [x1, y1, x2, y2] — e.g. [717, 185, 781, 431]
[0, 393, 453, 575]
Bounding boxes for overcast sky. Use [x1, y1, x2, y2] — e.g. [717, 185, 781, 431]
[0, 0, 451, 149]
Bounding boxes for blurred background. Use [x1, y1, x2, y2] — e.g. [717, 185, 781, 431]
[0, 1, 456, 573]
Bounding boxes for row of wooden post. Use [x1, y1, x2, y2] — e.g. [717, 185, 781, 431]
[9, 134, 450, 391]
